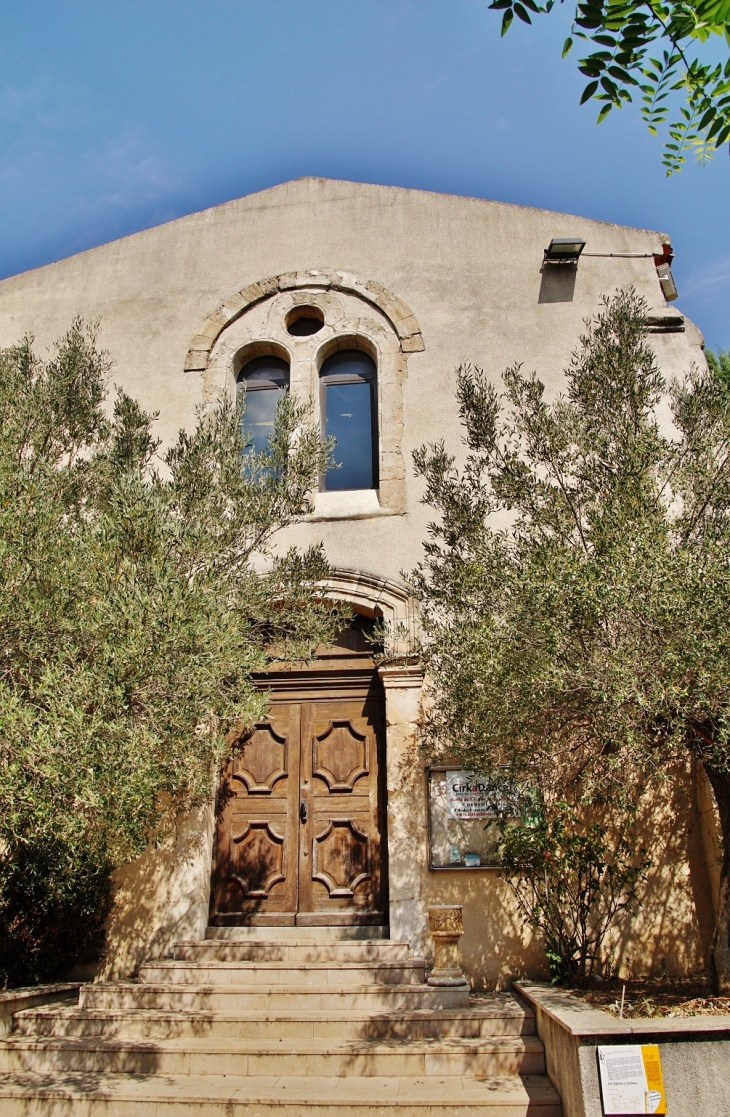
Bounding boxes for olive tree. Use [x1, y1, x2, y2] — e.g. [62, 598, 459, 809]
[412, 290, 730, 990]
[0, 321, 338, 986]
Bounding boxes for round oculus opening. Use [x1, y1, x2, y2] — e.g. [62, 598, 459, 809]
[286, 306, 325, 336]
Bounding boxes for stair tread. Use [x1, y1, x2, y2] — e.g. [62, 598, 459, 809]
[174, 948, 409, 956]
[147, 960, 425, 967]
[3, 932, 556, 1111]
[18, 996, 533, 1021]
[178, 939, 402, 943]
[2, 1033, 543, 1053]
[177, 939, 405, 947]
[204, 927, 389, 939]
[95, 981, 459, 991]
[0, 1070, 561, 1105]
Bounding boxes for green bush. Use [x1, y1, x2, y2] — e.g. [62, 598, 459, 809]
[499, 803, 650, 985]
[0, 321, 338, 986]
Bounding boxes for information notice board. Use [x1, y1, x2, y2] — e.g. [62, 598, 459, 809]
[427, 766, 520, 869]
[597, 1045, 666, 1114]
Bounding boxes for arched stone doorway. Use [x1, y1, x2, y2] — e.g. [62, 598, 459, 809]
[209, 571, 419, 930]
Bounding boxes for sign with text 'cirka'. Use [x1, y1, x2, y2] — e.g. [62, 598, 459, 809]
[446, 772, 494, 819]
[445, 771, 521, 820]
[597, 1044, 666, 1114]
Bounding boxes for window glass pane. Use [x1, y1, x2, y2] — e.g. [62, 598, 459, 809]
[325, 380, 374, 490]
[321, 350, 375, 379]
[238, 356, 289, 456]
[242, 386, 284, 455]
[239, 355, 289, 387]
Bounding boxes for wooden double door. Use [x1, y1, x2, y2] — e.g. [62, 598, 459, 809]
[210, 672, 387, 926]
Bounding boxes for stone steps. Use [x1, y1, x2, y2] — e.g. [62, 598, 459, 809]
[16, 999, 533, 1040]
[138, 959, 427, 985]
[79, 981, 471, 1013]
[0, 934, 561, 1115]
[0, 1033, 546, 1077]
[204, 925, 389, 940]
[0, 1071, 562, 1116]
[174, 939, 413, 962]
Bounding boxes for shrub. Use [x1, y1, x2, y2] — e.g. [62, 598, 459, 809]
[0, 321, 338, 985]
[499, 803, 650, 985]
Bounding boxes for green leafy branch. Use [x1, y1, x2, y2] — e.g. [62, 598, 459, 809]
[488, 0, 730, 172]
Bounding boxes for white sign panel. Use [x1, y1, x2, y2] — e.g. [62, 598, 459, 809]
[446, 771, 495, 819]
[597, 1045, 666, 1115]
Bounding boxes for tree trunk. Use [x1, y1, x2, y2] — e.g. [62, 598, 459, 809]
[703, 762, 730, 995]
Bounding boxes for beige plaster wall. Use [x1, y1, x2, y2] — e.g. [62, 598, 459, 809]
[695, 762, 723, 920]
[0, 177, 703, 586]
[379, 675, 714, 991]
[415, 759, 714, 990]
[101, 734, 715, 986]
[604, 762, 716, 979]
[0, 178, 711, 981]
[100, 800, 215, 980]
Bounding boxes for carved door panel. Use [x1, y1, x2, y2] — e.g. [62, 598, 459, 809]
[210, 703, 300, 925]
[298, 696, 386, 925]
[210, 685, 387, 926]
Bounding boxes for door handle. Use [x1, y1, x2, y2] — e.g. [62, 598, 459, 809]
[300, 801, 307, 824]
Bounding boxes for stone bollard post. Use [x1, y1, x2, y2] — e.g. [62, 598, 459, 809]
[426, 904, 469, 987]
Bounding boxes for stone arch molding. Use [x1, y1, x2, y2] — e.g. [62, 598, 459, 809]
[322, 568, 418, 657]
[184, 271, 424, 373]
[201, 275, 418, 514]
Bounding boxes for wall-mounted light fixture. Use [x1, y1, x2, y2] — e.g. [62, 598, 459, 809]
[656, 263, 679, 302]
[543, 237, 586, 265]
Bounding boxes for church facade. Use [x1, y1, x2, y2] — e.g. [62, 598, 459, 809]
[0, 177, 717, 986]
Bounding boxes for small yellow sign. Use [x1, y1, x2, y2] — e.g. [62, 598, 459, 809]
[597, 1044, 667, 1114]
[641, 1045, 666, 1115]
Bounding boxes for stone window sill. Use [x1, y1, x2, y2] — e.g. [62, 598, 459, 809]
[304, 489, 399, 521]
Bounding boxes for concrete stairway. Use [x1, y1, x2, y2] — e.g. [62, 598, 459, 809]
[0, 929, 561, 1115]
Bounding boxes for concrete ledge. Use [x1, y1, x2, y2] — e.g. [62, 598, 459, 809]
[0, 984, 81, 1036]
[515, 980, 730, 1117]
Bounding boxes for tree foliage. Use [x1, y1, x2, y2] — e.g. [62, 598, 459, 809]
[499, 803, 650, 983]
[707, 345, 730, 386]
[489, 0, 730, 173]
[412, 289, 730, 990]
[0, 321, 339, 986]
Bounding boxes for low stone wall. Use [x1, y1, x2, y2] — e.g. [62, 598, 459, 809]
[0, 985, 80, 1036]
[515, 981, 730, 1117]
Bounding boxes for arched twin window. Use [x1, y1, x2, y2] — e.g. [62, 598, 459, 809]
[237, 356, 289, 455]
[319, 350, 378, 491]
[237, 347, 378, 491]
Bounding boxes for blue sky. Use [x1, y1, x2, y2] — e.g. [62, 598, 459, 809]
[1, 1, 728, 351]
